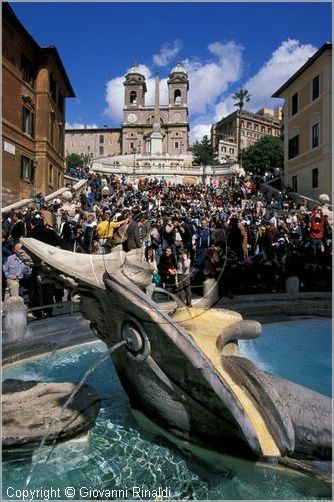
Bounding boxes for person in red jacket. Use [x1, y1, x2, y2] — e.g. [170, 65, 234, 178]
[309, 209, 324, 257]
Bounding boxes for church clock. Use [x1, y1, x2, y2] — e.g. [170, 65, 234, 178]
[128, 113, 138, 123]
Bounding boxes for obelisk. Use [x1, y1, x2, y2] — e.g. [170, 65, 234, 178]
[150, 75, 163, 154]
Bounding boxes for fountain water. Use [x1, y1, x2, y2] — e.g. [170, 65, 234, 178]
[23, 339, 128, 489]
[2, 332, 331, 500]
[10, 238, 332, 487]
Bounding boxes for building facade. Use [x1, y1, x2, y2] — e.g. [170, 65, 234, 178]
[273, 43, 332, 202]
[217, 136, 238, 164]
[2, 3, 75, 206]
[65, 128, 122, 161]
[211, 107, 282, 158]
[122, 64, 189, 156]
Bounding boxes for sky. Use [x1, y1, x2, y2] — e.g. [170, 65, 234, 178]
[10, 2, 332, 143]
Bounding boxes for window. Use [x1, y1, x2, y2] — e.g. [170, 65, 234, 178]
[229, 148, 234, 154]
[130, 142, 134, 149]
[288, 135, 299, 159]
[99, 146, 104, 155]
[130, 91, 137, 104]
[247, 122, 251, 129]
[50, 74, 57, 102]
[291, 93, 298, 115]
[221, 146, 226, 152]
[175, 141, 179, 149]
[49, 164, 54, 185]
[174, 89, 181, 103]
[312, 168, 318, 188]
[268, 128, 272, 135]
[261, 126, 265, 133]
[21, 54, 34, 87]
[22, 107, 34, 136]
[312, 123, 319, 148]
[99, 135, 104, 144]
[312, 75, 320, 100]
[21, 156, 33, 180]
[292, 175, 298, 192]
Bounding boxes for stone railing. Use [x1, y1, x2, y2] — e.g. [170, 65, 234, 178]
[1, 179, 87, 214]
[91, 162, 238, 179]
[260, 182, 332, 211]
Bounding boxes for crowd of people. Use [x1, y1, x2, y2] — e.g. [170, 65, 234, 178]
[2, 170, 332, 317]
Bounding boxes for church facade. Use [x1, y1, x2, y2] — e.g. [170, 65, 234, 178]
[65, 64, 190, 162]
[122, 64, 189, 156]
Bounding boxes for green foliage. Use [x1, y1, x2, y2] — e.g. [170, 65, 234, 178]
[233, 89, 251, 162]
[241, 135, 284, 175]
[66, 153, 84, 168]
[192, 135, 215, 165]
[233, 89, 251, 111]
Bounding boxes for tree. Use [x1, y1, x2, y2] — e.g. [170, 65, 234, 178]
[241, 135, 284, 175]
[65, 153, 84, 168]
[192, 135, 215, 165]
[232, 89, 251, 165]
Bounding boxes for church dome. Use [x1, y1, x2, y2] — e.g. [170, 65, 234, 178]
[126, 65, 145, 77]
[170, 63, 187, 75]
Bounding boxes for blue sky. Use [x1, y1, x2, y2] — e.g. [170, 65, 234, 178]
[10, 2, 332, 142]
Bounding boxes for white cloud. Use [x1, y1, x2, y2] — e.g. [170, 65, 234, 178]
[153, 40, 182, 67]
[104, 75, 127, 123]
[65, 122, 98, 129]
[213, 39, 318, 120]
[190, 123, 212, 144]
[186, 41, 244, 115]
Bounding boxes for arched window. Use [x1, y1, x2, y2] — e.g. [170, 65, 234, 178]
[174, 89, 181, 103]
[130, 91, 137, 104]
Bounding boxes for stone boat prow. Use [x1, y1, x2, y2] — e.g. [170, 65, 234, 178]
[19, 238, 332, 478]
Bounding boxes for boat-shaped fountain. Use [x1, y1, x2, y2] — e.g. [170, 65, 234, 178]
[14, 238, 332, 483]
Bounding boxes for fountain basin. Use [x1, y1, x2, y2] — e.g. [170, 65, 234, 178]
[2, 379, 101, 449]
[2, 321, 332, 500]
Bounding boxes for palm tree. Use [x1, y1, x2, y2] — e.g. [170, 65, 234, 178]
[233, 89, 251, 167]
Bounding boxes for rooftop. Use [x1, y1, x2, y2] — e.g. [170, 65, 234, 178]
[272, 42, 332, 97]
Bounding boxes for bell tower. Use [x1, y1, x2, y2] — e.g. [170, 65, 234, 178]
[167, 63, 189, 155]
[167, 63, 189, 108]
[123, 65, 147, 112]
